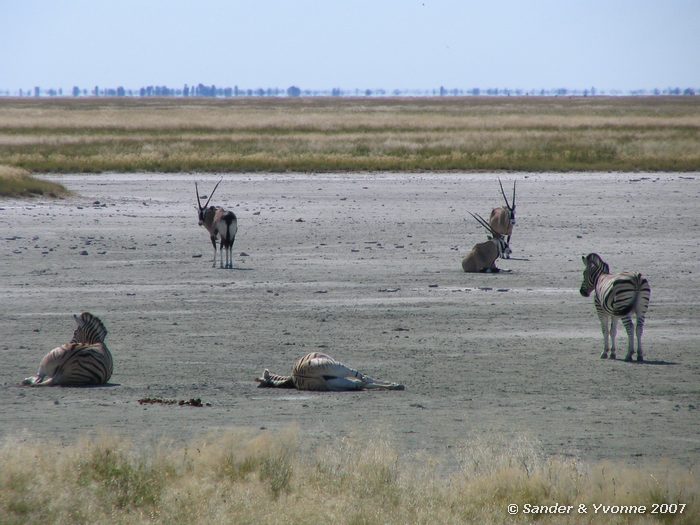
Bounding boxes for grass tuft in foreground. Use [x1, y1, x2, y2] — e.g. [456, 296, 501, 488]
[1, 428, 697, 524]
[0, 165, 68, 198]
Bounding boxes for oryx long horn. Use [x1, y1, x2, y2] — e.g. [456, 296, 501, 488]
[202, 178, 223, 209]
[195, 182, 203, 210]
[498, 177, 512, 210]
[511, 180, 516, 210]
[469, 211, 496, 235]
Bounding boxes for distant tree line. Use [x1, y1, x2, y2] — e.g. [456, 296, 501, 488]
[1, 84, 697, 98]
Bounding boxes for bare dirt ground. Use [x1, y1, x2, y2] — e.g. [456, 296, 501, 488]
[1, 172, 698, 468]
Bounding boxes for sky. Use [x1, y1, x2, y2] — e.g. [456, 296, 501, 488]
[1, 0, 699, 93]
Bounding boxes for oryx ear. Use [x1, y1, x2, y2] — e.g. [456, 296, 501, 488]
[487, 235, 493, 240]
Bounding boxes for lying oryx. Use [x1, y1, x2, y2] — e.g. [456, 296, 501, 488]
[195, 179, 238, 269]
[489, 178, 516, 257]
[462, 212, 511, 273]
[256, 352, 405, 391]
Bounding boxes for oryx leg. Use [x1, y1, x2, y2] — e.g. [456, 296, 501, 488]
[210, 235, 218, 268]
[228, 234, 236, 269]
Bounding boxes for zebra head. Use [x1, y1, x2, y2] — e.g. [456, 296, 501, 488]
[195, 178, 223, 226]
[580, 253, 610, 296]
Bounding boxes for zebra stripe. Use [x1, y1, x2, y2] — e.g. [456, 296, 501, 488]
[23, 312, 113, 386]
[71, 312, 108, 344]
[580, 253, 651, 362]
[257, 352, 405, 391]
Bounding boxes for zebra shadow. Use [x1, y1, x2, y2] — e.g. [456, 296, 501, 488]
[68, 382, 121, 388]
[639, 359, 678, 366]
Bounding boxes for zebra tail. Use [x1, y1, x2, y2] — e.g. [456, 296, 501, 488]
[71, 312, 108, 344]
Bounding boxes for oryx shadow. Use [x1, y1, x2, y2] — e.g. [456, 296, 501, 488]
[609, 359, 678, 366]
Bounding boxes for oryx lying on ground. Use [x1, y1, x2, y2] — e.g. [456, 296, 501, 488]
[256, 352, 405, 391]
[195, 179, 238, 269]
[489, 178, 516, 257]
[580, 253, 651, 362]
[462, 212, 511, 273]
[22, 312, 113, 386]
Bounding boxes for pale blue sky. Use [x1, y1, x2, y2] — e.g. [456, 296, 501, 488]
[1, 0, 698, 92]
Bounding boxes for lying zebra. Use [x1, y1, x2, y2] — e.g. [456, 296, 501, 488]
[256, 352, 405, 391]
[22, 312, 113, 386]
[580, 253, 651, 362]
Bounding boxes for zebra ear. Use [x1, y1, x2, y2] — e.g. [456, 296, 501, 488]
[582, 255, 587, 264]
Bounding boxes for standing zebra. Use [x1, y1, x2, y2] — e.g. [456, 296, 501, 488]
[196, 179, 238, 269]
[579, 253, 651, 362]
[256, 352, 405, 391]
[22, 312, 113, 386]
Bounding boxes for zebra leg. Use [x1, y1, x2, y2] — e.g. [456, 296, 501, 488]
[324, 376, 366, 391]
[609, 318, 618, 360]
[621, 316, 635, 362]
[635, 314, 645, 362]
[597, 311, 610, 359]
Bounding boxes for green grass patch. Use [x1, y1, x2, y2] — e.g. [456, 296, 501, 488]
[0, 165, 69, 198]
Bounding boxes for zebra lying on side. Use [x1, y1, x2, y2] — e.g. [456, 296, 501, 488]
[256, 352, 405, 391]
[580, 253, 651, 362]
[22, 312, 113, 386]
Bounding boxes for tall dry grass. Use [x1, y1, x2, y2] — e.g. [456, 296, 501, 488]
[0, 165, 68, 198]
[0, 97, 698, 173]
[1, 428, 697, 525]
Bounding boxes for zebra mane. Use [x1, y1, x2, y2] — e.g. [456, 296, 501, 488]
[70, 312, 108, 344]
[586, 253, 610, 274]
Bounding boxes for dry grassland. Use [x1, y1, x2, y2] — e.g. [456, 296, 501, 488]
[2, 428, 697, 525]
[0, 96, 698, 173]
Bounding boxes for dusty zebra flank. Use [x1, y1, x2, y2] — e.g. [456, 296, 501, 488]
[256, 352, 405, 391]
[22, 312, 113, 386]
[462, 212, 511, 272]
[580, 253, 651, 362]
[195, 179, 238, 269]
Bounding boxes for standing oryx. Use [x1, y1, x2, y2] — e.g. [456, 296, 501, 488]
[461, 212, 511, 273]
[489, 178, 516, 257]
[256, 352, 405, 391]
[195, 179, 238, 269]
[22, 312, 113, 386]
[580, 253, 651, 362]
